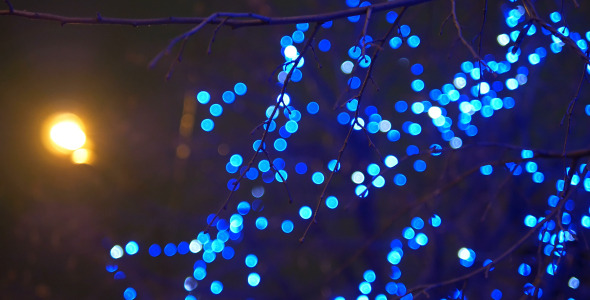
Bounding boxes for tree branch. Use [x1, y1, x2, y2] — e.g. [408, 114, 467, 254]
[1, 0, 435, 28]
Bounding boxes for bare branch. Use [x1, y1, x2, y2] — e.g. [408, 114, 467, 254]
[1, 0, 435, 28]
[450, 0, 490, 71]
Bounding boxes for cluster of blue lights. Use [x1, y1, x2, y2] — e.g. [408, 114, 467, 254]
[106, 0, 590, 299]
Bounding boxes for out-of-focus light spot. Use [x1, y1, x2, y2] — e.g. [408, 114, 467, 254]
[449, 137, 462, 149]
[318, 39, 331, 52]
[295, 162, 308, 174]
[111, 245, 124, 259]
[550, 11, 561, 23]
[307, 102, 319, 114]
[292, 31, 304, 43]
[428, 106, 442, 119]
[413, 160, 426, 172]
[326, 196, 338, 209]
[411, 63, 423, 75]
[312, 172, 325, 184]
[568, 277, 580, 289]
[149, 244, 161, 257]
[234, 82, 247, 95]
[385, 155, 398, 168]
[389, 37, 402, 49]
[201, 119, 214, 132]
[349, 46, 362, 59]
[411, 79, 425, 92]
[400, 25, 411, 37]
[394, 174, 407, 186]
[395, 101, 408, 112]
[248, 272, 261, 287]
[255, 217, 268, 230]
[359, 281, 372, 294]
[211, 281, 223, 294]
[411, 217, 424, 229]
[386, 11, 398, 23]
[429, 214, 442, 227]
[518, 263, 531, 276]
[352, 171, 365, 184]
[125, 241, 139, 255]
[46, 113, 87, 153]
[363, 270, 376, 282]
[164, 243, 177, 256]
[480, 165, 493, 175]
[284, 45, 298, 60]
[245, 254, 258, 268]
[299, 206, 312, 219]
[341, 61, 354, 74]
[123, 287, 137, 300]
[184, 277, 198, 291]
[407, 35, 420, 47]
[524, 215, 537, 227]
[197, 91, 210, 104]
[189, 240, 202, 253]
[281, 220, 294, 233]
[416, 233, 428, 246]
[581, 215, 590, 228]
[355, 184, 368, 197]
[387, 130, 401, 142]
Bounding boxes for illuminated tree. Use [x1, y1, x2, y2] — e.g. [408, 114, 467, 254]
[2, 0, 590, 299]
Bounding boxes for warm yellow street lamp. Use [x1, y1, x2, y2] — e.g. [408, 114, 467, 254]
[43, 112, 93, 164]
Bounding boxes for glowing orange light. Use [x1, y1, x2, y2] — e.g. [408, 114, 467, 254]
[43, 112, 93, 164]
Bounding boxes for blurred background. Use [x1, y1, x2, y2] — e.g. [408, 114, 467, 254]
[1, 0, 590, 299]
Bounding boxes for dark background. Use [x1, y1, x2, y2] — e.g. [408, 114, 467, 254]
[1, 0, 590, 299]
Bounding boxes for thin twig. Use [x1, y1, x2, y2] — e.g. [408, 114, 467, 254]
[0, 0, 435, 27]
[207, 17, 229, 55]
[450, 0, 490, 71]
[560, 63, 588, 156]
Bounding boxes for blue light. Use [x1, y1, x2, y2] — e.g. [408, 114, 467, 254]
[274, 138, 287, 151]
[430, 214, 442, 227]
[532, 172, 544, 183]
[280, 36, 293, 47]
[222, 91, 235, 103]
[248, 272, 261, 287]
[201, 119, 214, 132]
[386, 282, 398, 294]
[281, 220, 294, 233]
[211, 281, 223, 294]
[299, 206, 312, 219]
[387, 130, 401, 142]
[411, 217, 424, 229]
[518, 263, 531, 276]
[123, 287, 137, 300]
[326, 196, 339, 209]
[197, 91, 210, 104]
[550, 11, 561, 23]
[307, 101, 319, 114]
[408, 123, 422, 135]
[403, 227, 415, 239]
[348, 46, 362, 59]
[358, 55, 371, 68]
[410, 64, 423, 75]
[355, 184, 368, 197]
[337, 112, 351, 125]
[372, 176, 385, 188]
[395, 101, 408, 112]
[367, 163, 380, 176]
[348, 76, 361, 89]
[148, 244, 161, 257]
[348, 15, 360, 22]
[210, 103, 223, 117]
[164, 243, 177, 256]
[193, 266, 206, 280]
[394, 174, 407, 186]
[384, 155, 398, 168]
[480, 165, 493, 175]
[125, 241, 139, 255]
[109, 245, 123, 259]
[407, 35, 420, 48]
[292, 30, 305, 43]
[346, 0, 360, 7]
[389, 37, 402, 49]
[400, 25, 411, 37]
[312, 172, 325, 184]
[524, 215, 537, 227]
[388, 250, 402, 264]
[359, 281, 372, 294]
[413, 160, 426, 172]
[363, 270, 376, 282]
[411, 102, 424, 114]
[318, 39, 331, 52]
[415, 233, 428, 246]
[237, 201, 251, 215]
[203, 250, 216, 263]
[411, 79, 425, 92]
[245, 254, 258, 268]
[386, 11, 398, 23]
[295, 162, 308, 174]
[255, 217, 268, 230]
